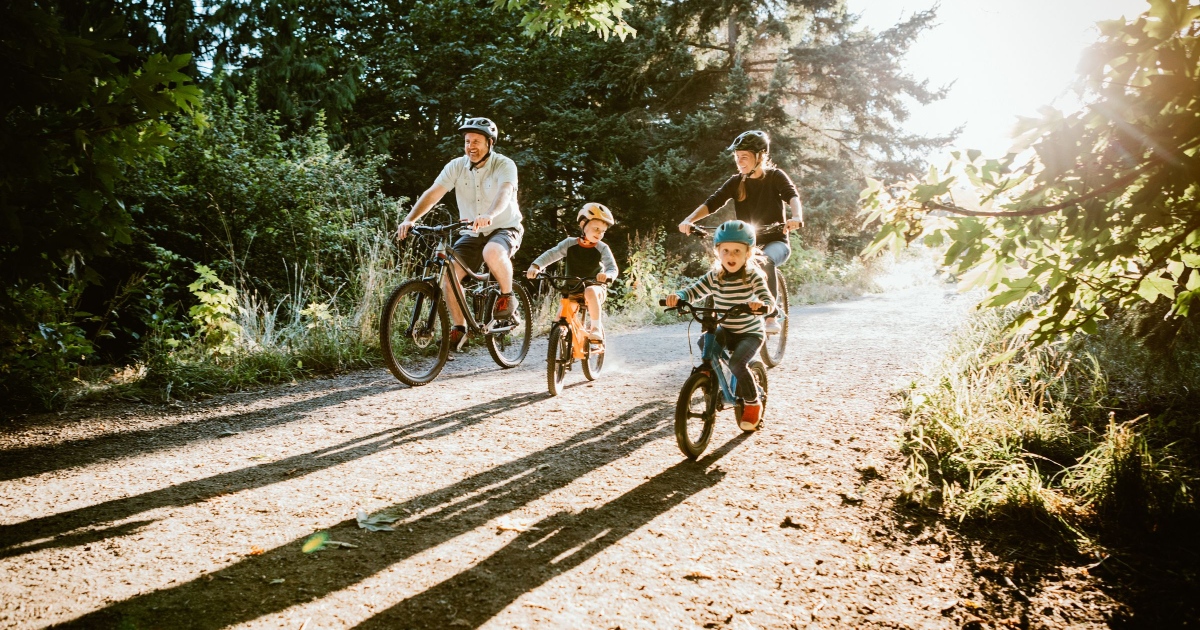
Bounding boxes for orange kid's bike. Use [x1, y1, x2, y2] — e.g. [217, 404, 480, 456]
[536, 275, 610, 396]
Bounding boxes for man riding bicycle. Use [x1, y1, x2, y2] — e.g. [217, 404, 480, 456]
[396, 117, 524, 350]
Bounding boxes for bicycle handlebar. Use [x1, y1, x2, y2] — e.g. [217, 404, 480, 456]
[535, 274, 613, 292]
[686, 222, 786, 241]
[411, 221, 469, 236]
[658, 298, 775, 322]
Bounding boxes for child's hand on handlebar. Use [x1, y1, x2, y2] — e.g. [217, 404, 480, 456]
[664, 294, 679, 308]
[596, 273, 608, 283]
[748, 300, 765, 314]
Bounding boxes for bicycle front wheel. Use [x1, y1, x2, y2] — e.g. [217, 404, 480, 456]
[675, 370, 717, 460]
[546, 323, 570, 396]
[379, 279, 450, 386]
[761, 270, 789, 368]
[486, 281, 532, 368]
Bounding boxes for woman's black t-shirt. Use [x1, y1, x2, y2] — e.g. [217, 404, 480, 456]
[703, 168, 800, 244]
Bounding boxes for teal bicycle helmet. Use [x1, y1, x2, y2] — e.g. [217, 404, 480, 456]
[713, 220, 756, 248]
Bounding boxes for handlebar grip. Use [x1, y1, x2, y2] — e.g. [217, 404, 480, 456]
[658, 299, 668, 306]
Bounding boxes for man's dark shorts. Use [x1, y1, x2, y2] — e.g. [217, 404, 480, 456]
[452, 227, 523, 273]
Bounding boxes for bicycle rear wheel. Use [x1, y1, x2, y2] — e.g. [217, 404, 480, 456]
[379, 279, 449, 386]
[546, 323, 570, 396]
[486, 281, 532, 368]
[761, 270, 789, 367]
[675, 369, 717, 459]
[582, 309, 604, 381]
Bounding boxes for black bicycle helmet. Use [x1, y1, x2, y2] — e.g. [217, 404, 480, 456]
[727, 130, 769, 154]
[458, 117, 498, 143]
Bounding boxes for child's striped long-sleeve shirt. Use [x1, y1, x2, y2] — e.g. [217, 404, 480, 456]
[675, 266, 775, 335]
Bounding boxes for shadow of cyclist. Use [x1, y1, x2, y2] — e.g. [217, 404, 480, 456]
[355, 434, 748, 629]
[56, 400, 675, 629]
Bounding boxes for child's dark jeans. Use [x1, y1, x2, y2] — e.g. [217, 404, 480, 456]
[699, 327, 764, 401]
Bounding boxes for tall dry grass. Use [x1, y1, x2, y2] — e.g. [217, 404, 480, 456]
[899, 306, 1200, 539]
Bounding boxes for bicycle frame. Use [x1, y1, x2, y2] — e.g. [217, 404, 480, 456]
[410, 225, 516, 336]
[541, 275, 609, 360]
[699, 329, 740, 406]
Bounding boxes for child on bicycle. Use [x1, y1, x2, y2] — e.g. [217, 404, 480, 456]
[526, 203, 619, 341]
[663, 220, 774, 430]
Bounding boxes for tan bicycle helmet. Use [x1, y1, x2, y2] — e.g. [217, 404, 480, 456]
[577, 202, 615, 227]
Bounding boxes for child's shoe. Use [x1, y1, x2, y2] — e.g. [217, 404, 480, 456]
[587, 324, 604, 342]
[738, 399, 762, 431]
[764, 318, 782, 335]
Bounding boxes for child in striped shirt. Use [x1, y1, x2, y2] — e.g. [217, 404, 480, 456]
[664, 220, 774, 430]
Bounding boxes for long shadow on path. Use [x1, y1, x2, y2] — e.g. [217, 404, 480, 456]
[0, 382, 395, 483]
[356, 435, 746, 629]
[1, 390, 548, 558]
[54, 401, 674, 629]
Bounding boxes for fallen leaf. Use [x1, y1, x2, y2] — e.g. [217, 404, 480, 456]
[683, 570, 714, 581]
[356, 509, 399, 532]
[269, 578, 285, 585]
[249, 546, 265, 556]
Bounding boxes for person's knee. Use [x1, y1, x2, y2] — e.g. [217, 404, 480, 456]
[482, 242, 509, 262]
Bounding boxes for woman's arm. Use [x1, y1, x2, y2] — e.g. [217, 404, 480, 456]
[678, 204, 710, 234]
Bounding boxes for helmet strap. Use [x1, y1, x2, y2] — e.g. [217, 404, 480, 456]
[470, 147, 492, 170]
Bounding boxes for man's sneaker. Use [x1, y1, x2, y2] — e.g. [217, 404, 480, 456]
[494, 293, 515, 319]
[764, 318, 782, 335]
[739, 400, 762, 431]
[449, 326, 468, 352]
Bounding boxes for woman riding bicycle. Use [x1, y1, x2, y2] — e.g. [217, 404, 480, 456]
[664, 220, 774, 431]
[678, 130, 803, 335]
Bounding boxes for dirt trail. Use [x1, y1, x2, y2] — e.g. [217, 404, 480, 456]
[1, 281, 1021, 629]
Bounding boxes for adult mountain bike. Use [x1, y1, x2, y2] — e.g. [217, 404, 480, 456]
[660, 298, 770, 459]
[687, 224, 789, 368]
[379, 223, 532, 386]
[536, 275, 609, 396]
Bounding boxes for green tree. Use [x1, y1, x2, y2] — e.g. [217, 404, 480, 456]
[862, 0, 1200, 345]
[1, 1, 201, 300]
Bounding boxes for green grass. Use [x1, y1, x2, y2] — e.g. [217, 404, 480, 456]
[899, 305, 1200, 539]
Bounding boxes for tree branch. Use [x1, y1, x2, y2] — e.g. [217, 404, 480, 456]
[925, 168, 1148, 217]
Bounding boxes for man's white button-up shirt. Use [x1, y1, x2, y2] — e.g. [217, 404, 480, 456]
[434, 152, 522, 236]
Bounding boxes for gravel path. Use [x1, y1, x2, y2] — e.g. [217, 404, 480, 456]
[1, 283, 1019, 629]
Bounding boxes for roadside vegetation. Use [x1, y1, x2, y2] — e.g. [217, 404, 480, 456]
[865, 1, 1200, 548]
[899, 306, 1200, 538]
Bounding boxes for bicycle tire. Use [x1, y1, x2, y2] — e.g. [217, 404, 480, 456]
[547, 323, 570, 396]
[581, 309, 604, 381]
[761, 270, 789, 368]
[486, 281, 533, 368]
[379, 279, 450, 386]
[675, 370, 717, 460]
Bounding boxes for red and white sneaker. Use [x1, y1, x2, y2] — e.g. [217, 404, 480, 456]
[449, 326, 468, 352]
[738, 400, 762, 431]
[494, 293, 515, 319]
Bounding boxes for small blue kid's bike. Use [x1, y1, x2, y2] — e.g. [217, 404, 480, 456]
[660, 298, 770, 459]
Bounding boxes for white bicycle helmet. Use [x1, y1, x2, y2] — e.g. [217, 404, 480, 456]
[577, 202, 615, 227]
